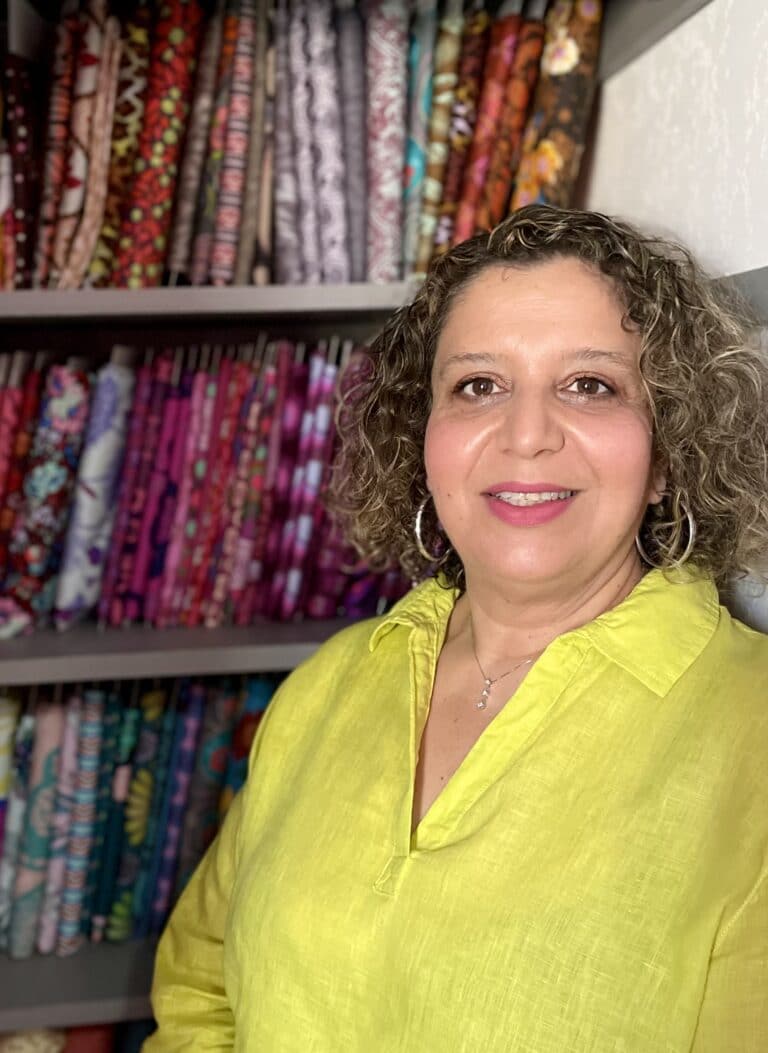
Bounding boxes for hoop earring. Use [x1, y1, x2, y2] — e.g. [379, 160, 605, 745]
[635, 498, 697, 569]
[414, 495, 450, 566]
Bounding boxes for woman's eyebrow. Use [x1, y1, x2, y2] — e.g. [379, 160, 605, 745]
[437, 347, 633, 378]
[565, 347, 633, 365]
[436, 351, 499, 378]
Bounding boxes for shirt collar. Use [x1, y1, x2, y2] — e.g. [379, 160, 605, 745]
[368, 567, 721, 698]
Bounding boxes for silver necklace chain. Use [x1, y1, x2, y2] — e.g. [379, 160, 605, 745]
[469, 626, 540, 711]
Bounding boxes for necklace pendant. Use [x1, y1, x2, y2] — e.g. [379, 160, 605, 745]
[475, 679, 492, 710]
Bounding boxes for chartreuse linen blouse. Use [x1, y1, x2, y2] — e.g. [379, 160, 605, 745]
[146, 568, 768, 1052]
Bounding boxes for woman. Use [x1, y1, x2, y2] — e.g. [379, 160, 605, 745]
[146, 206, 768, 1051]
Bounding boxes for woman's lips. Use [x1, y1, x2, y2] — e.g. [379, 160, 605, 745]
[484, 491, 577, 526]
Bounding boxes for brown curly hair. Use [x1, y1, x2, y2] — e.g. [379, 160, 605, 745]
[329, 205, 768, 591]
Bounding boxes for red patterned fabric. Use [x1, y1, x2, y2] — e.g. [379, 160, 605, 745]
[34, 0, 80, 288]
[452, 10, 521, 244]
[110, 0, 205, 288]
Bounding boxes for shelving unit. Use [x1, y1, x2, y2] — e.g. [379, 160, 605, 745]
[0, 941, 156, 1031]
[0, 618, 351, 686]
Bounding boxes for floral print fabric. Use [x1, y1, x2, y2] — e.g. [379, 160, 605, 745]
[510, 0, 603, 210]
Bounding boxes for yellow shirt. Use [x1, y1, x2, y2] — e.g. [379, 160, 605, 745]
[146, 568, 768, 1052]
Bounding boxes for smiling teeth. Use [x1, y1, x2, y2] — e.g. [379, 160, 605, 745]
[494, 490, 574, 506]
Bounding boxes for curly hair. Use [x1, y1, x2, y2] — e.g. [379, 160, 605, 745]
[329, 205, 768, 591]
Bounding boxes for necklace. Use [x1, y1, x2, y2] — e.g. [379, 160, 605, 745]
[469, 625, 541, 710]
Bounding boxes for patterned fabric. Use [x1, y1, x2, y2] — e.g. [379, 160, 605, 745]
[50, 0, 108, 287]
[8, 701, 64, 960]
[0, 365, 90, 638]
[127, 363, 184, 625]
[112, 354, 172, 626]
[307, 1, 350, 283]
[144, 367, 194, 625]
[0, 356, 24, 513]
[281, 356, 337, 619]
[218, 678, 274, 817]
[148, 683, 205, 932]
[335, 0, 367, 282]
[510, 0, 603, 210]
[181, 358, 237, 626]
[132, 689, 177, 937]
[270, 349, 324, 618]
[0, 362, 43, 584]
[4, 54, 43, 289]
[90, 699, 141, 943]
[238, 344, 291, 622]
[289, 0, 322, 284]
[166, 2, 224, 282]
[413, 0, 464, 277]
[156, 364, 207, 628]
[365, 0, 409, 283]
[210, 0, 257, 285]
[111, 0, 205, 287]
[0, 713, 35, 950]
[260, 355, 309, 618]
[0, 1032, 66, 1053]
[205, 366, 260, 628]
[97, 359, 153, 626]
[190, 0, 240, 286]
[54, 362, 135, 629]
[57, 688, 104, 956]
[476, 6, 546, 229]
[107, 687, 165, 942]
[0, 144, 14, 290]
[230, 359, 279, 622]
[402, 0, 438, 278]
[80, 690, 121, 936]
[57, 16, 122, 290]
[88, 2, 152, 286]
[453, 4, 522, 244]
[432, 1, 490, 259]
[234, 1, 270, 284]
[33, 0, 79, 288]
[36, 693, 80, 955]
[173, 681, 237, 894]
[165, 361, 219, 626]
[273, 0, 302, 284]
[0, 695, 21, 860]
[252, 21, 275, 286]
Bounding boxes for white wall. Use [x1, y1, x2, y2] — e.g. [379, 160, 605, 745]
[585, 0, 768, 277]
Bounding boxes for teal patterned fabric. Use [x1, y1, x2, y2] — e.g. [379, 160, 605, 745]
[8, 701, 64, 959]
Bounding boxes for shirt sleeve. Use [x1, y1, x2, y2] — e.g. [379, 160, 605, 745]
[691, 862, 768, 1051]
[143, 784, 245, 1051]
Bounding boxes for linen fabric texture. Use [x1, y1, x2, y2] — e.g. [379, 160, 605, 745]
[147, 568, 768, 1050]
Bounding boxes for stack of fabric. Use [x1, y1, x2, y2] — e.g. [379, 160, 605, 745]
[0, 674, 283, 958]
[0, 1021, 156, 1051]
[0, 0, 603, 289]
[0, 341, 409, 640]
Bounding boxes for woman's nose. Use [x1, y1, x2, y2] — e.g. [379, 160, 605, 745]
[497, 389, 565, 457]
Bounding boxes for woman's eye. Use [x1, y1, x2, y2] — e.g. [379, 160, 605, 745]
[457, 377, 500, 398]
[567, 376, 614, 397]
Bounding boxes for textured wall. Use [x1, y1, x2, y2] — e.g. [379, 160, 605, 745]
[584, 0, 768, 277]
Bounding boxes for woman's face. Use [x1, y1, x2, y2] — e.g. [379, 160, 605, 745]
[424, 257, 666, 591]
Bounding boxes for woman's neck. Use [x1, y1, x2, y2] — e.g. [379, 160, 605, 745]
[449, 552, 646, 668]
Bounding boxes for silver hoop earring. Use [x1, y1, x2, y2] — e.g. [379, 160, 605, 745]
[414, 495, 450, 565]
[635, 500, 697, 569]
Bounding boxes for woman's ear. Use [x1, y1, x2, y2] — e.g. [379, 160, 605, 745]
[648, 463, 667, 506]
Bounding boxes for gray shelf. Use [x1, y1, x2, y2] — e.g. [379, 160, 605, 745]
[599, 0, 714, 81]
[0, 940, 155, 1031]
[0, 619, 351, 686]
[729, 266, 768, 325]
[0, 282, 414, 321]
